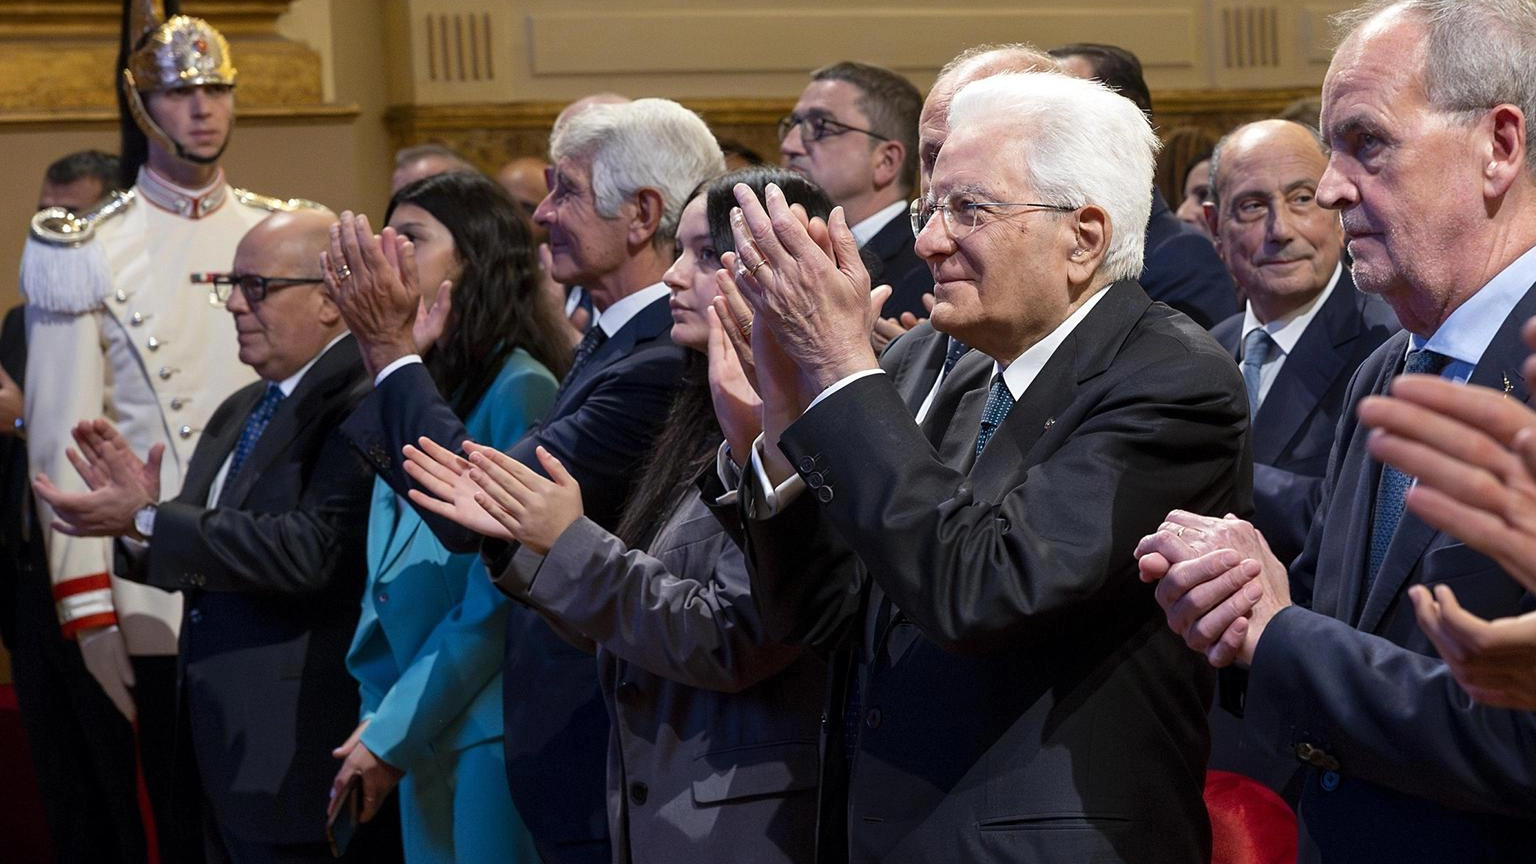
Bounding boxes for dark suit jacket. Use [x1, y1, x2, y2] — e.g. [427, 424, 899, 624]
[1142, 189, 1236, 329]
[1243, 285, 1536, 863]
[132, 335, 373, 846]
[1212, 271, 1400, 565]
[746, 281, 1251, 863]
[863, 212, 933, 320]
[341, 294, 688, 864]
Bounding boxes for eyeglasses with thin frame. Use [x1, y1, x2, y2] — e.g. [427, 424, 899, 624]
[909, 193, 1076, 240]
[194, 272, 324, 306]
[776, 112, 891, 144]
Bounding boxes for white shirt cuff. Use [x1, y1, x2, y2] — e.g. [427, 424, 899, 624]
[375, 354, 424, 387]
[806, 368, 885, 413]
[748, 433, 805, 518]
[713, 440, 741, 507]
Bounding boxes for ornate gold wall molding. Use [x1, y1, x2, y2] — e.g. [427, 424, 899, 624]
[0, 0, 325, 112]
[385, 88, 1322, 172]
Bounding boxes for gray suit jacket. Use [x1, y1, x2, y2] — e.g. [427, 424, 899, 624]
[496, 489, 824, 864]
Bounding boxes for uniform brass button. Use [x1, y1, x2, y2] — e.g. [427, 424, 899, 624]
[114, 289, 128, 303]
[158, 366, 176, 380]
[146, 336, 161, 351]
[170, 398, 184, 410]
[130, 312, 148, 326]
[178, 425, 193, 439]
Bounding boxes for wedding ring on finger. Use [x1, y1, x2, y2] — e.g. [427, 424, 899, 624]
[334, 264, 353, 282]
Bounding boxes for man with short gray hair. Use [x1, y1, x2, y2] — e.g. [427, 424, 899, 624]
[1138, 1, 1536, 859]
[728, 70, 1248, 862]
[333, 96, 722, 864]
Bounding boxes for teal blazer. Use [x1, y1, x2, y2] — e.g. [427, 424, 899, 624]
[349, 349, 558, 770]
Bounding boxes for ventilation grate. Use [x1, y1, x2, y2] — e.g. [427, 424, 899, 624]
[425, 12, 494, 83]
[1221, 6, 1281, 69]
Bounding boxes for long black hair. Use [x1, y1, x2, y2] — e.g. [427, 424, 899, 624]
[386, 171, 571, 417]
[615, 166, 834, 548]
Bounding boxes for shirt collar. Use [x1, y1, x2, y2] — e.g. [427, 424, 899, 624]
[273, 332, 349, 397]
[137, 166, 228, 219]
[597, 283, 669, 338]
[1410, 242, 1536, 369]
[850, 200, 910, 247]
[1240, 262, 1342, 357]
[996, 285, 1112, 399]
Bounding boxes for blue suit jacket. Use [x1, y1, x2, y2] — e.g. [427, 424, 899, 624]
[341, 295, 687, 864]
[1212, 271, 1400, 564]
[348, 349, 556, 857]
[1244, 282, 1536, 862]
[1141, 189, 1236, 329]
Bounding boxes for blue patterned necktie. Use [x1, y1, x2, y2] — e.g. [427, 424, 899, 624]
[975, 375, 1015, 456]
[227, 383, 284, 481]
[556, 325, 608, 398]
[1240, 328, 1274, 415]
[1366, 348, 1451, 580]
[942, 338, 970, 375]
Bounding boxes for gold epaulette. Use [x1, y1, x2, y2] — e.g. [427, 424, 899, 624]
[29, 190, 136, 248]
[232, 188, 327, 212]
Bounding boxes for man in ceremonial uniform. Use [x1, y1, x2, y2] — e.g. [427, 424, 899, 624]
[21, 4, 316, 859]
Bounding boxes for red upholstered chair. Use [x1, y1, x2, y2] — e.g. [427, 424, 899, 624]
[1205, 769, 1298, 864]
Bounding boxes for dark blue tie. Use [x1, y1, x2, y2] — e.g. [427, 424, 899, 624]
[1366, 348, 1451, 580]
[942, 338, 970, 375]
[227, 383, 283, 482]
[556, 326, 607, 399]
[975, 375, 1015, 456]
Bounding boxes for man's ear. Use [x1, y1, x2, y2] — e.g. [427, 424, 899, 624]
[1066, 204, 1111, 285]
[628, 188, 665, 247]
[315, 289, 344, 328]
[871, 140, 906, 190]
[1484, 103, 1527, 201]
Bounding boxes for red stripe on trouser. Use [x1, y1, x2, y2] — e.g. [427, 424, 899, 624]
[131, 719, 161, 864]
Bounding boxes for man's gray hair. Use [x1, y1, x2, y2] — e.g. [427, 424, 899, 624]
[550, 98, 725, 246]
[948, 72, 1159, 282]
[1335, 0, 1536, 171]
[1208, 120, 1329, 209]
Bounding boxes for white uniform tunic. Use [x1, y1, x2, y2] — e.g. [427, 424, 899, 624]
[22, 166, 278, 655]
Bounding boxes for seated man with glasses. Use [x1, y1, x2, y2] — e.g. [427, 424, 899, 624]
[780, 61, 930, 323]
[723, 70, 1249, 862]
[34, 208, 394, 863]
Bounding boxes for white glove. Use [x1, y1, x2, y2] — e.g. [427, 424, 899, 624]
[78, 624, 137, 722]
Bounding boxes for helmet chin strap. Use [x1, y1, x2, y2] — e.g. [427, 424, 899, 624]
[122, 70, 231, 170]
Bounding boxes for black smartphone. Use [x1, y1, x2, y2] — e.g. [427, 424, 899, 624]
[326, 774, 361, 858]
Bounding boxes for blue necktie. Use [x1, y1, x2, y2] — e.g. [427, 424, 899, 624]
[556, 326, 607, 399]
[227, 383, 283, 482]
[1240, 328, 1274, 415]
[942, 338, 970, 375]
[1366, 348, 1451, 580]
[975, 375, 1015, 456]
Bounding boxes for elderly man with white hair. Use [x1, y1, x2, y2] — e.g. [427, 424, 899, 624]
[718, 70, 1249, 863]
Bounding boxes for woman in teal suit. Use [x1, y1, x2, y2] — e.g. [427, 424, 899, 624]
[331, 171, 571, 861]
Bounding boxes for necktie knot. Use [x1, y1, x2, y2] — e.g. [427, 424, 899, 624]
[1403, 347, 1450, 376]
[975, 375, 1015, 456]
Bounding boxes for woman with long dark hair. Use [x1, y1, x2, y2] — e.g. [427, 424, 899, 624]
[331, 171, 568, 862]
[406, 166, 832, 863]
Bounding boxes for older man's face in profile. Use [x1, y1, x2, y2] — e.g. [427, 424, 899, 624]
[913, 124, 1076, 358]
[1316, 10, 1486, 303]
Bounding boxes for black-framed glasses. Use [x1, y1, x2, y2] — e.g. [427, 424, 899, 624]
[909, 193, 1076, 240]
[194, 272, 324, 305]
[776, 112, 891, 144]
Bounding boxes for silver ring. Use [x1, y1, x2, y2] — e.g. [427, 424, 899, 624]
[1175, 526, 1186, 538]
[335, 265, 353, 282]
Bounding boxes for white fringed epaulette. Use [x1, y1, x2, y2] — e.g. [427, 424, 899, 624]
[21, 190, 135, 314]
[232, 188, 327, 213]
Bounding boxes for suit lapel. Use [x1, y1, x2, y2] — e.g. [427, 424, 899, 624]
[1358, 283, 1536, 632]
[890, 326, 950, 415]
[182, 385, 261, 505]
[1251, 279, 1359, 463]
[547, 294, 671, 417]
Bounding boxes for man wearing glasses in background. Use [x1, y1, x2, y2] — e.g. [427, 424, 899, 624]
[781, 61, 931, 324]
[35, 208, 397, 863]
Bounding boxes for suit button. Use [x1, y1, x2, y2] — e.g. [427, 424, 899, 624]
[816, 486, 834, 504]
[628, 782, 648, 805]
[1320, 770, 1340, 792]
[805, 471, 824, 488]
[179, 425, 193, 439]
[798, 456, 816, 474]
[864, 707, 881, 729]
[819, 712, 830, 731]
[377, 592, 389, 604]
[616, 681, 638, 704]
[188, 609, 202, 624]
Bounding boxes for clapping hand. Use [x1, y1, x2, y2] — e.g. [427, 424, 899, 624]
[402, 437, 513, 540]
[33, 418, 161, 538]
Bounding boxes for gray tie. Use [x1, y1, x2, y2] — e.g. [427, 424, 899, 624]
[1240, 329, 1273, 415]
